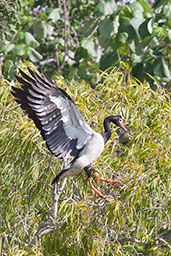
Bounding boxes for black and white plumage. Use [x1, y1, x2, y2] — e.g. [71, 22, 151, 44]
[12, 68, 127, 197]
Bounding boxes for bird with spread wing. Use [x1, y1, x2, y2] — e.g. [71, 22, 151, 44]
[12, 68, 127, 198]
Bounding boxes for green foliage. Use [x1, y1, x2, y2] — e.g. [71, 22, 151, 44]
[0, 67, 171, 255]
[0, 0, 171, 89]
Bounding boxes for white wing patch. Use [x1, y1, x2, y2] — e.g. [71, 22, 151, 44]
[49, 95, 94, 149]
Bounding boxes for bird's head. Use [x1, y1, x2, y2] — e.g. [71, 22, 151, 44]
[109, 115, 127, 132]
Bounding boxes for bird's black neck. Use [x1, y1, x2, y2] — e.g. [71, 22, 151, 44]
[102, 117, 112, 144]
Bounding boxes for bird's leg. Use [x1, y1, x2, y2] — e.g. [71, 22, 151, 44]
[94, 171, 120, 186]
[84, 165, 107, 198]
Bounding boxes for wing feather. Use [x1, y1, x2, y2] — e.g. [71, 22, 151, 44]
[12, 69, 94, 159]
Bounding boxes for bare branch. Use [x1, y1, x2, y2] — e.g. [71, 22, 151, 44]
[117, 237, 143, 244]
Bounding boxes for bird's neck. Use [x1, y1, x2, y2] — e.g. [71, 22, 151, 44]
[102, 118, 112, 143]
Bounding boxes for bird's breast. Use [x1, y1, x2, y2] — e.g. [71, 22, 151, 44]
[72, 132, 105, 169]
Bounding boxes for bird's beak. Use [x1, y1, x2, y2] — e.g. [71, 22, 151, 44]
[118, 119, 127, 132]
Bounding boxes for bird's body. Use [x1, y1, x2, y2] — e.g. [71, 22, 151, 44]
[12, 68, 127, 197]
[55, 132, 105, 181]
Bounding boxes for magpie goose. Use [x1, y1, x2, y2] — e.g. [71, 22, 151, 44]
[12, 68, 127, 198]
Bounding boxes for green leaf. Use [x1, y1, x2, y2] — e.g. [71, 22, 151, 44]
[132, 62, 144, 81]
[49, 38, 64, 46]
[119, 17, 137, 39]
[4, 59, 13, 70]
[75, 47, 88, 61]
[24, 32, 39, 48]
[27, 47, 42, 62]
[96, 0, 116, 16]
[116, 32, 128, 44]
[2, 43, 15, 54]
[138, 0, 152, 12]
[4, 59, 15, 80]
[131, 53, 143, 63]
[0, 41, 4, 52]
[139, 18, 153, 38]
[128, 1, 144, 17]
[130, 17, 145, 37]
[110, 7, 124, 20]
[100, 51, 118, 70]
[82, 19, 98, 37]
[98, 35, 111, 49]
[81, 38, 97, 58]
[13, 44, 25, 56]
[163, 3, 171, 19]
[154, 27, 167, 38]
[33, 20, 47, 39]
[153, 57, 171, 81]
[48, 8, 60, 22]
[99, 18, 113, 39]
[78, 65, 92, 80]
[168, 30, 171, 42]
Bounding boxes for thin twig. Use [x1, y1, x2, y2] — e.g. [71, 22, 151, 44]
[52, 179, 66, 221]
[60, 0, 69, 70]
[117, 237, 143, 244]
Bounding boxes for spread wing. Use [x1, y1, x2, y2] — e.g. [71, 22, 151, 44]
[12, 68, 94, 159]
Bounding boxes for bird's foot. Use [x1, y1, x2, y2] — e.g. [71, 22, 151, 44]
[88, 178, 110, 198]
[88, 177, 118, 200]
[94, 171, 120, 187]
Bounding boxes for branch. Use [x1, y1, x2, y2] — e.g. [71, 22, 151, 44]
[28, 179, 66, 248]
[56, 0, 70, 72]
[60, 0, 69, 70]
[117, 236, 171, 249]
[117, 237, 143, 244]
[155, 237, 171, 249]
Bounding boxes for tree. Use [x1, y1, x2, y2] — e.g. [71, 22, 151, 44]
[0, 0, 171, 89]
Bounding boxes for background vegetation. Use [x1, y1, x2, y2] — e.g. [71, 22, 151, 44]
[1, 65, 171, 255]
[0, 0, 171, 89]
[0, 0, 171, 255]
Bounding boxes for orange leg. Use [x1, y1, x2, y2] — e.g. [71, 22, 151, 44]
[88, 177, 107, 198]
[94, 171, 120, 185]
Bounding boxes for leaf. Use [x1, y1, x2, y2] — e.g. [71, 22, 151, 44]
[0, 41, 4, 52]
[153, 57, 171, 81]
[13, 44, 25, 56]
[75, 47, 88, 61]
[27, 47, 42, 62]
[96, 0, 117, 16]
[98, 18, 113, 39]
[128, 1, 144, 17]
[4, 59, 13, 70]
[48, 8, 60, 22]
[130, 17, 145, 37]
[81, 38, 97, 58]
[49, 38, 64, 46]
[168, 30, 171, 43]
[100, 51, 118, 70]
[82, 19, 98, 37]
[116, 32, 128, 44]
[4, 59, 15, 80]
[110, 7, 124, 20]
[78, 66, 92, 81]
[139, 18, 154, 38]
[2, 43, 15, 54]
[163, 3, 171, 19]
[138, 0, 152, 12]
[33, 20, 47, 39]
[24, 32, 39, 48]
